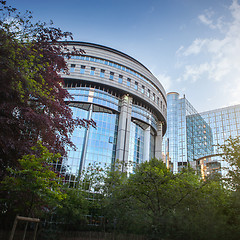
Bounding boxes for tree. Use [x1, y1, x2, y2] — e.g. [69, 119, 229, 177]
[124, 159, 202, 237]
[53, 187, 89, 231]
[102, 159, 234, 240]
[0, 1, 95, 179]
[220, 137, 240, 239]
[0, 142, 66, 222]
[221, 136, 240, 190]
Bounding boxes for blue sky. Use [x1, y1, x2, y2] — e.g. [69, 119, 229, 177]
[8, 0, 240, 112]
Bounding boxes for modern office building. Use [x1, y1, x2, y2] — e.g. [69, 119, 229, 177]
[199, 104, 240, 176]
[163, 92, 213, 174]
[163, 92, 240, 176]
[56, 42, 167, 186]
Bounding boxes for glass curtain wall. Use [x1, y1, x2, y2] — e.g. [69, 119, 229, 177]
[200, 104, 240, 175]
[163, 92, 213, 173]
[128, 122, 145, 172]
[58, 87, 120, 186]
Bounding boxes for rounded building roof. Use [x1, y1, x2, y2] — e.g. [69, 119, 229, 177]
[61, 41, 167, 133]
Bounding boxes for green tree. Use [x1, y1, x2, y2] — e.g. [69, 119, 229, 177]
[102, 159, 234, 240]
[220, 137, 240, 239]
[0, 1, 95, 179]
[125, 159, 202, 237]
[53, 187, 89, 231]
[221, 136, 240, 190]
[0, 142, 66, 220]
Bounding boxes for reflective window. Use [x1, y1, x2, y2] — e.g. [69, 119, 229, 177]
[100, 69, 105, 78]
[128, 121, 144, 171]
[68, 55, 163, 97]
[110, 72, 114, 80]
[70, 64, 76, 72]
[135, 82, 138, 90]
[85, 111, 119, 172]
[57, 106, 89, 187]
[118, 75, 123, 83]
[147, 89, 150, 97]
[90, 67, 95, 75]
[127, 78, 131, 87]
[58, 105, 119, 187]
[141, 85, 145, 94]
[131, 104, 158, 131]
[153, 93, 155, 102]
[80, 65, 85, 74]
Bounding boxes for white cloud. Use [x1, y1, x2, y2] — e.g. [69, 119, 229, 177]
[183, 38, 208, 56]
[176, 45, 184, 55]
[183, 63, 210, 82]
[156, 73, 172, 91]
[198, 8, 225, 31]
[177, 0, 240, 107]
[198, 13, 213, 26]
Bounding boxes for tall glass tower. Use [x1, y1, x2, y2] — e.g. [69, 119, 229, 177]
[163, 92, 213, 173]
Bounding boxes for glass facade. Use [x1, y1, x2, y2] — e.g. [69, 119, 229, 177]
[128, 121, 145, 172]
[200, 104, 240, 175]
[59, 88, 120, 187]
[85, 111, 119, 170]
[57, 42, 167, 185]
[164, 92, 240, 177]
[186, 114, 213, 162]
[59, 86, 162, 185]
[163, 93, 213, 173]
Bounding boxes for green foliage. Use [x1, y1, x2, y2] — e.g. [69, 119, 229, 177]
[0, 1, 93, 179]
[221, 136, 240, 190]
[0, 142, 66, 217]
[101, 158, 238, 240]
[53, 187, 89, 231]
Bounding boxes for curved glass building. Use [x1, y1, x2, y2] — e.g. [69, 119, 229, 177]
[58, 42, 167, 185]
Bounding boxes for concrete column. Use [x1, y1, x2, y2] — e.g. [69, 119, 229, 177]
[116, 95, 132, 172]
[155, 121, 163, 160]
[143, 126, 151, 162]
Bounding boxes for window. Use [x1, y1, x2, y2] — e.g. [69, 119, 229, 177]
[80, 65, 85, 74]
[70, 64, 75, 72]
[127, 78, 131, 86]
[110, 72, 114, 80]
[135, 82, 138, 90]
[118, 75, 123, 83]
[147, 89, 150, 97]
[153, 93, 155, 101]
[90, 67, 95, 75]
[141, 85, 145, 94]
[157, 97, 159, 105]
[109, 136, 114, 143]
[100, 69, 105, 78]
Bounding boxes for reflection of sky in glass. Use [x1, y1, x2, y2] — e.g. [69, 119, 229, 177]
[128, 122, 144, 172]
[85, 111, 119, 171]
[60, 106, 119, 186]
[201, 105, 240, 176]
[132, 104, 158, 131]
[57, 85, 161, 184]
[61, 106, 88, 184]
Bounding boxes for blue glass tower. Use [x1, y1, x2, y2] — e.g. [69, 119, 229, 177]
[163, 92, 213, 173]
